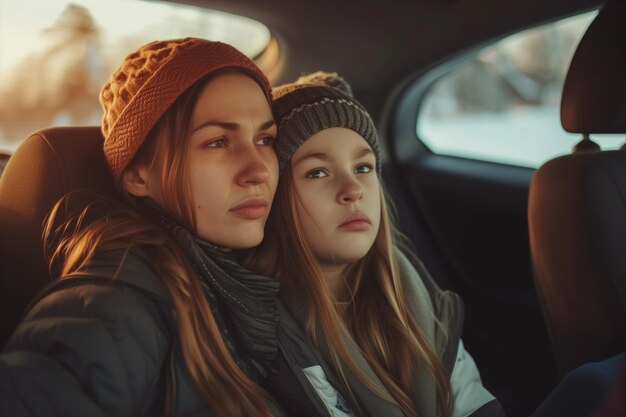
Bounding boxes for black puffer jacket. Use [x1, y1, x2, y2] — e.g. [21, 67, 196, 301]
[0, 248, 287, 417]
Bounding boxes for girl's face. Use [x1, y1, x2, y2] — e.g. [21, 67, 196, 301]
[290, 127, 381, 268]
[139, 72, 278, 248]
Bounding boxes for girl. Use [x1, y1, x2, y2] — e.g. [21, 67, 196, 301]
[0, 38, 285, 417]
[245, 72, 505, 417]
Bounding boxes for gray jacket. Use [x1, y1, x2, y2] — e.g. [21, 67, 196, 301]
[269, 250, 504, 417]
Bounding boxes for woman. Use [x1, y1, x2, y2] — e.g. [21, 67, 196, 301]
[245, 72, 505, 417]
[0, 38, 285, 417]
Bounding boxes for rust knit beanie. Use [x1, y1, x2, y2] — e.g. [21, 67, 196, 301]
[100, 37, 271, 180]
[272, 71, 380, 175]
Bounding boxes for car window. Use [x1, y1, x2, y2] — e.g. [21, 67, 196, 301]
[417, 10, 623, 168]
[0, 0, 271, 154]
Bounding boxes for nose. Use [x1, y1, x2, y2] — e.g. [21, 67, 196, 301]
[236, 145, 273, 186]
[337, 175, 363, 204]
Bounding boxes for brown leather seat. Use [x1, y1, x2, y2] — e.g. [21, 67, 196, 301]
[528, 0, 626, 377]
[0, 126, 114, 348]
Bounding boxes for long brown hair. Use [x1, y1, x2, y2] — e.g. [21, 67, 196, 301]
[244, 164, 451, 417]
[43, 72, 276, 417]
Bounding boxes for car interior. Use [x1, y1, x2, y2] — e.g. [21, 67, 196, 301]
[528, 0, 626, 378]
[0, 0, 623, 416]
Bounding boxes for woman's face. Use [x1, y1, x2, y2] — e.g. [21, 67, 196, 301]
[187, 73, 278, 247]
[137, 72, 278, 248]
[290, 127, 381, 268]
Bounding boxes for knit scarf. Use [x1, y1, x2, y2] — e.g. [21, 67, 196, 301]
[155, 211, 280, 381]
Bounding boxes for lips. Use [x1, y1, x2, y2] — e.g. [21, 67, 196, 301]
[230, 197, 268, 219]
[338, 212, 371, 231]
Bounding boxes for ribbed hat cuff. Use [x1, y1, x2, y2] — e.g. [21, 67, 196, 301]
[275, 99, 380, 174]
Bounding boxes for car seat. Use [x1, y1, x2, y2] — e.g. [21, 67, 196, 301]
[0, 127, 114, 348]
[528, 0, 626, 377]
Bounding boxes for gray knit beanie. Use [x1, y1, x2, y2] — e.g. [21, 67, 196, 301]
[272, 71, 380, 174]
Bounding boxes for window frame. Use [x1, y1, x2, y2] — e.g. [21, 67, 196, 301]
[388, 9, 600, 170]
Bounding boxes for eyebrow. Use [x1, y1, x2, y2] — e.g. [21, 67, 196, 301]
[355, 147, 374, 158]
[293, 152, 329, 166]
[293, 147, 374, 165]
[191, 119, 275, 133]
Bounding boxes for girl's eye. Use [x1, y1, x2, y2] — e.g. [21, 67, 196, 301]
[355, 164, 373, 174]
[306, 169, 328, 179]
[256, 135, 275, 146]
[204, 138, 226, 148]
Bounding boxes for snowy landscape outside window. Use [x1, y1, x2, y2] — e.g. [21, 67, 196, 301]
[418, 11, 623, 168]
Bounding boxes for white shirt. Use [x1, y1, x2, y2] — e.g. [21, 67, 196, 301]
[303, 365, 356, 417]
[450, 340, 496, 417]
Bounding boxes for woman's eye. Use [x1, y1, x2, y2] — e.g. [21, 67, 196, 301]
[256, 135, 275, 146]
[204, 138, 226, 148]
[306, 169, 328, 179]
[355, 164, 373, 174]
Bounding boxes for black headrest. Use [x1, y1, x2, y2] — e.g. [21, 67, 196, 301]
[0, 126, 114, 346]
[561, 0, 626, 134]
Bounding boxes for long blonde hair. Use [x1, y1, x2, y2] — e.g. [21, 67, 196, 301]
[245, 164, 451, 417]
[43, 72, 276, 417]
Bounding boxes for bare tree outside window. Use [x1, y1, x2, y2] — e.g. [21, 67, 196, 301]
[0, 5, 106, 147]
[0, 0, 270, 153]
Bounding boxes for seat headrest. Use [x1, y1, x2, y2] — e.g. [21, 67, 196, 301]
[561, 0, 626, 134]
[0, 126, 114, 346]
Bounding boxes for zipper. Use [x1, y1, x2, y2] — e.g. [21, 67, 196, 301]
[166, 341, 177, 417]
[277, 337, 293, 367]
[442, 294, 464, 375]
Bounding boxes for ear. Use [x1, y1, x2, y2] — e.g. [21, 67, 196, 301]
[121, 164, 153, 198]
